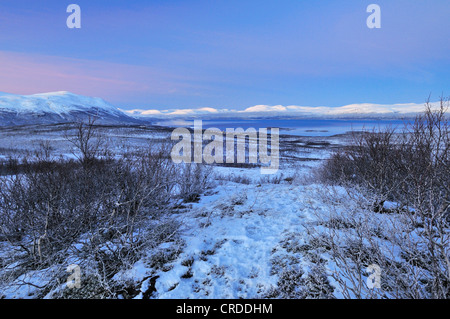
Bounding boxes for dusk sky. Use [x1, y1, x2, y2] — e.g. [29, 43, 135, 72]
[0, 0, 449, 110]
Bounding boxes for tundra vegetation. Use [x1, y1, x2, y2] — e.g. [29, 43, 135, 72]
[0, 118, 211, 298]
[316, 97, 449, 298]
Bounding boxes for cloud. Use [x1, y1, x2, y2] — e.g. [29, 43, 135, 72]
[0, 50, 197, 106]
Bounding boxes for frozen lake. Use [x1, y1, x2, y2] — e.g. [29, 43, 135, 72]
[155, 118, 411, 136]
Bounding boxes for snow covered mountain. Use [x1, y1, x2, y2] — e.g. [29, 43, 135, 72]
[1, 91, 441, 126]
[0, 91, 141, 126]
[123, 101, 441, 120]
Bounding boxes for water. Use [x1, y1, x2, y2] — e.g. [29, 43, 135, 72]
[155, 118, 410, 137]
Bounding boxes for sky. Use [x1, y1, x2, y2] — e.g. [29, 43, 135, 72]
[0, 0, 449, 111]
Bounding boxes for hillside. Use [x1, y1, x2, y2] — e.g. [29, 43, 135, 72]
[0, 91, 141, 126]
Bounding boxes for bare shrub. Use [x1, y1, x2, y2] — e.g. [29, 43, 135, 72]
[315, 97, 450, 298]
[64, 116, 105, 168]
[0, 121, 213, 297]
[177, 163, 213, 202]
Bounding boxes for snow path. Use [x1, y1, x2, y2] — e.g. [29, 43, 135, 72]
[146, 182, 324, 299]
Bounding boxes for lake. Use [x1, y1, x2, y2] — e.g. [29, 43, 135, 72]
[155, 118, 411, 137]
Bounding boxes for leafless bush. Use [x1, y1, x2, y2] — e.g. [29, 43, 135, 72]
[259, 173, 284, 184]
[215, 173, 252, 185]
[317, 126, 403, 201]
[177, 163, 213, 202]
[64, 116, 105, 168]
[0, 121, 213, 297]
[315, 97, 450, 298]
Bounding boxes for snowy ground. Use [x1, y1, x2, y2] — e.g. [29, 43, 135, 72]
[0, 124, 351, 299]
[141, 181, 322, 299]
[1, 122, 446, 299]
[0, 177, 363, 299]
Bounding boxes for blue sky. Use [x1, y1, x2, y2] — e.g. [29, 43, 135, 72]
[0, 0, 449, 110]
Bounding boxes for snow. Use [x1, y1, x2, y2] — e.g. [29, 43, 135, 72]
[123, 101, 442, 119]
[0, 121, 435, 299]
[0, 124, 349, 299]
[1, 266, 59, 299]
[382, 201, 415, 213]
[130, 181, 332, 299]
[0, 91, 124, 116]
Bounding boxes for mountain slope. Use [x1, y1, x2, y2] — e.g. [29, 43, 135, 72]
[0, 91, 141, 126]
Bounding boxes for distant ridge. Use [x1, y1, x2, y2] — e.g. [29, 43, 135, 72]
[122, 101, 443, 120]
[1, 91, 444, 126]
[0, 91, 142, 126]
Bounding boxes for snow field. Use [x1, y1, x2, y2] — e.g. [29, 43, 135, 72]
[130, 181, 333, 299]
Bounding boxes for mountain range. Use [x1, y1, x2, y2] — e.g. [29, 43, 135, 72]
[0, 91, 441, 126]
[123, 102, 439, 120]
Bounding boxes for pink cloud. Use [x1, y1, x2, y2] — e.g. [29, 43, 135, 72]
[0, 51, 195, 105]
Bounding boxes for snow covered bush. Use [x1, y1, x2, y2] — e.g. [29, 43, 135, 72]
[0, 121, 212, 298]
[176, 163, 213, 203]
[315, 98, 450, 298]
